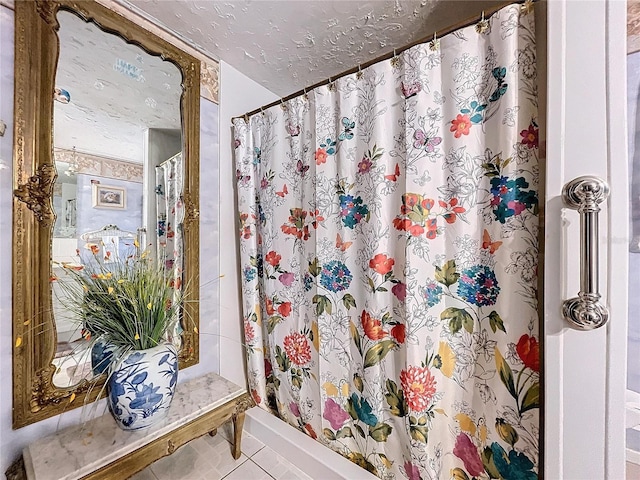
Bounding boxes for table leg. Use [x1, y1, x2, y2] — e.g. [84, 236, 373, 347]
[231, 412, 245, 460]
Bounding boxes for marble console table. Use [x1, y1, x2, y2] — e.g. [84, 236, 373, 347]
[7, 373, 253, 480]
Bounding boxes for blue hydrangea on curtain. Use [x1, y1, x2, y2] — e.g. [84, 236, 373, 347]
[234, 4, 539, 479]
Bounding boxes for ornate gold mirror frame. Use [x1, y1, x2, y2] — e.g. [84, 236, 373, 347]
[12, 0, 200, 428]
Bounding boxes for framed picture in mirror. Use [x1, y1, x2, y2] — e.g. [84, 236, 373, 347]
[92, 183, 126, 209]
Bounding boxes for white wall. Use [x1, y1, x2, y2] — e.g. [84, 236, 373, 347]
[0, 5, 222, 471]
[218, 62, 278, 386]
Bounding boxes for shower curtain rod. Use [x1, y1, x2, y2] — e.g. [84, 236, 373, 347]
[156, 151, 182, 168]
[232, 0, 531, 122]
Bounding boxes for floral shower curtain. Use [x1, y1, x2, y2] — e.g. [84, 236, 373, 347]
[156, 153, 184, 345]
[234, 4, 539, 479]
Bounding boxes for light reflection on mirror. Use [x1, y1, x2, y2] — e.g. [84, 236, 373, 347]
[51, 10, 183, 388]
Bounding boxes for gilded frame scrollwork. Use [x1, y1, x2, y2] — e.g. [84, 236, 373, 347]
[12, 0, 200, 428]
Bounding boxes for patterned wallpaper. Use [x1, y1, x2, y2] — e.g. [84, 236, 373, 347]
[54, 148, 143, 183]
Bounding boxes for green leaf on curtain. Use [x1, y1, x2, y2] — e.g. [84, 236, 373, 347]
[309, 257, 321, 277]
[267, 316, 283, 334]
[367, 277, 376, 292]
[291, 373, 303, 389]
[385, 379, 407, 417]
[481, 163, 500, 177]
[495, 347, 517, 399]
[323, 428, 336, 441]
[441, 307, 474, 334]
[342, 293, 357, 310]
[520, 382, 540, 414]
[488, 311, 506, 333]
[410, 423, 429, 443]
[369, 422, 393, 442]
[346, 396, 358, 420]
[435, 259, 460, 287]
[313, 295, 332, 315]
[353, 373, 364, 393]
[350, 321, 363, 357]
[275, 346, 290, 372]
[481, 446, 501, 479]
[354, 424, 366, 438]
[336, 426, 353, 438]
[363, 340, 396, 368]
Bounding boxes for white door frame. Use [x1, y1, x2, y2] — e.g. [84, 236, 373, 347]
[544, 0, 628, 478]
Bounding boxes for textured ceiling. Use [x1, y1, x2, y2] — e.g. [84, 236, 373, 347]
[118, 0, 503, 97]
[55, 9, 181, 163]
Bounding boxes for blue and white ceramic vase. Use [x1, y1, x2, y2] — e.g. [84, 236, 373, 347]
[91, 337, 116, 375]
[107, 342, 178, 430]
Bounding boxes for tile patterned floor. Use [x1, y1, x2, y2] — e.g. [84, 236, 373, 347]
[130, 422, 312, 480]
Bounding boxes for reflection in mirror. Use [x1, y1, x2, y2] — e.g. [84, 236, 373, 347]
[13, 0, 200, 429]
[50, 10, 183, 388]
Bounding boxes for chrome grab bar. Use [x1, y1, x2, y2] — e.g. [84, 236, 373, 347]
[561, 176, 610, 329]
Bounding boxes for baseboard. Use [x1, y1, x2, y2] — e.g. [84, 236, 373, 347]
[244, 407, 377, 480]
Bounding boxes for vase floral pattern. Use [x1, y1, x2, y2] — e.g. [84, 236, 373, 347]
[108, 343, 178, 430]
[234, 4, 539, 479]
[90, 337, 116, 375]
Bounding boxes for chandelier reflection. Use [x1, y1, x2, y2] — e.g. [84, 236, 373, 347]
[65, 146, 79, 177]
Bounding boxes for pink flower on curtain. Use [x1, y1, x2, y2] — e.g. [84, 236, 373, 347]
[323, 398, 350, 430]
[403, 461, 422, 480]
[450, 114, 472, 138]
[392, 282, 407, 301]
[315, 148, 328, 165]
[244, 320, 255, 343]
[290, 402, 301, 417]
[520, 124, 539, 149]
[283, 332, 312, 366]
[279, 272, 295, 286]
[369, 253, 395, 275]
[400, 366, 437, 412]
[453, 432, 484, 477]
[357, 156, 373, 173]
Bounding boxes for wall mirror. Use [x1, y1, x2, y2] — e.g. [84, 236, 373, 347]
[12, 0, 200, 428]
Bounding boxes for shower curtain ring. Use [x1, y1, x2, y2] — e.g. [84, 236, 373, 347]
[244, 114, 249, 123]
[391, 48, 400, 67]
[356, 64, 363, 79]
[476, 10, 490, 34]
[429, 31, 440, 51]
